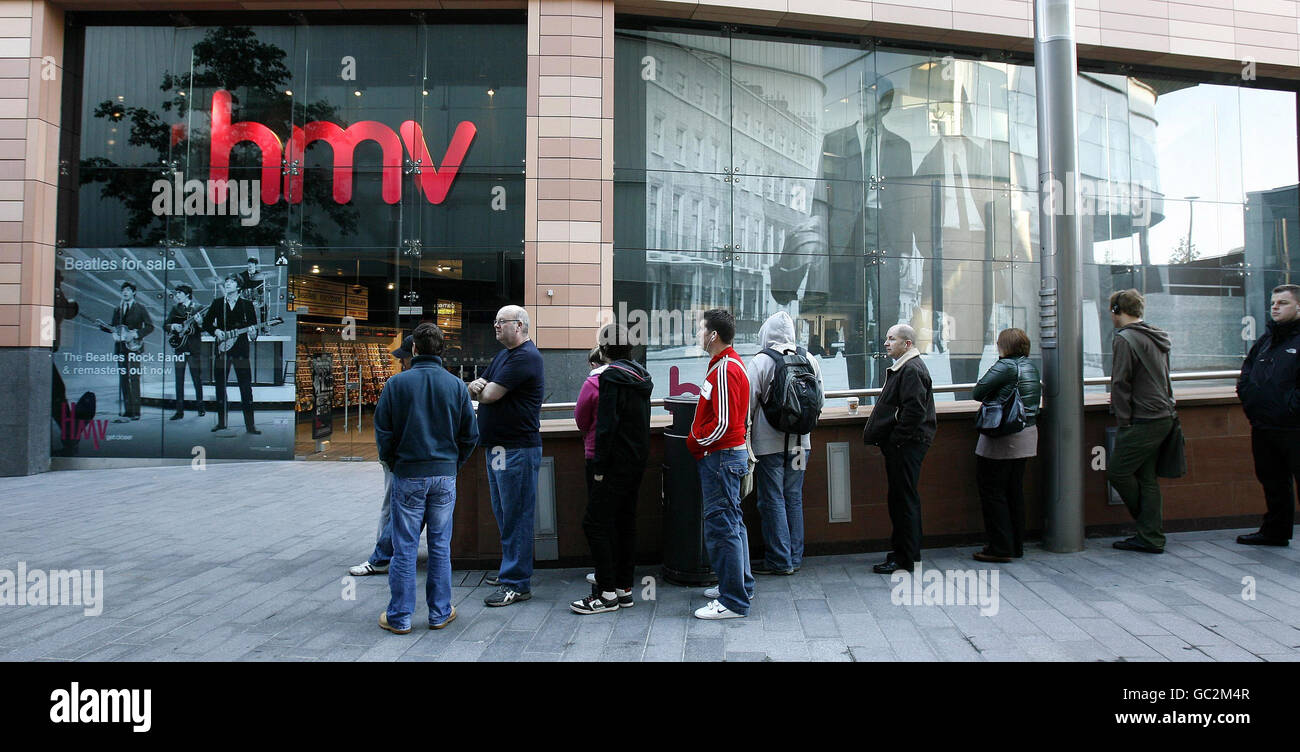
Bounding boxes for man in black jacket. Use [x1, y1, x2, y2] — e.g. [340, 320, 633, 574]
[203, 275, 260, 434]
[1236, 283, 1300, 547]
[164, 285, 205, 420]
[571, 325, 653, 614]
[863, 324, 936, 574]
[109, 282, 155, 422]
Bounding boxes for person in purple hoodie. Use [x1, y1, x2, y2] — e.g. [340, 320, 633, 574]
[571, 325, 654, 614]
[575, 346, 607, 463]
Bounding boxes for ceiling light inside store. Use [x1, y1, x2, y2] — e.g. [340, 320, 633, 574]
[487, 88, 495, 97]
[178, 91, 186, 97]
[422, 90, 429, 96]
[387, 283, 394, 290]
[353, 90, 362, 97]
[311, 265, 320, 274]
[284, 89, 293, 96]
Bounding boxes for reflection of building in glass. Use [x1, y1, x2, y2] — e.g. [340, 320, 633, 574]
[620, 25, 1298, 399]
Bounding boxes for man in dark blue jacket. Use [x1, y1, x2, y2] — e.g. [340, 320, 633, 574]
[375, 323, 479, 634]
[1236, 284, 1300, 547]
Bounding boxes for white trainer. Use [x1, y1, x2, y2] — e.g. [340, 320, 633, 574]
[704, 586, 720, 599]
[694, 599, 744, 620]
[349, 561, 387, 576]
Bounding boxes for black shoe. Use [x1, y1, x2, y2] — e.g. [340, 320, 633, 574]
[1113, 537, 1164, 554]
[169, 413, 184, 421]
[129, 415, 140, 421]
[198, 408, 206, 417]
[211, 424, 227, 432]
[752, 562, 795, 575]
[1237, 532, 1289, 547]
[484, 573, 500, 587]
[873, 560, 903, 574]
[570, 592, 620, 615]
[247, 427, 262, 435]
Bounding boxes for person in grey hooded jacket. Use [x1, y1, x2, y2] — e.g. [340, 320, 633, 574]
[747, 311, 823, 575]
[1106, 289, 1176, 554]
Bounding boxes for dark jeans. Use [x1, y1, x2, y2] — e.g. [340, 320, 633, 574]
[754, 450, 806, 571]
[118, 349, 143, 417]
[582, 461, 642, 592]
[213, 352, 255, 429]
[1107, 417, 1173, 550]
[882, 441, 928, 569]
[173, 353, 203, 414]
[1251, 427, 1300, 541]
[697, 448, 754, 615]
[976, 456, 1027, 557]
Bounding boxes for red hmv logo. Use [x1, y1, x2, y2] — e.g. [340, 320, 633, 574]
[208, 89, 477, 206]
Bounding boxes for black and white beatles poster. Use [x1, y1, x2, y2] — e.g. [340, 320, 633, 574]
[51, 246, 297, 461]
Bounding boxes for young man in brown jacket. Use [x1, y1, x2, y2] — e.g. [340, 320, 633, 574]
[1107, 289, 1176, 554]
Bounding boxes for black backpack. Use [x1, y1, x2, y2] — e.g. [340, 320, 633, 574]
[759, 346, 823, 440]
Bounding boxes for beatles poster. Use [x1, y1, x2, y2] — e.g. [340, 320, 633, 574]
[310, 353, 334, 440]
[51, 247, 298, 461]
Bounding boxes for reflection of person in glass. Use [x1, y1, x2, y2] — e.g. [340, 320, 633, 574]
[165, 285, 206, 420]
[204, 275, 260, 435]
[106, 281, 155, 423]
[771, 81, 914, 389]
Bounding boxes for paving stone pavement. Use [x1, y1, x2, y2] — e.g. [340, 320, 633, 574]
[1, 461, 1298, 662]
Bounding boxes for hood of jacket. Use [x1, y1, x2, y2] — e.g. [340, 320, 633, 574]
[600, 358, 653, 395]
[1119, 321, 1171, 353]
[758, 310, 797, 352]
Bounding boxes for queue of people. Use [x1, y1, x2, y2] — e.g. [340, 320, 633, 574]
[351, 287, 1299, 633]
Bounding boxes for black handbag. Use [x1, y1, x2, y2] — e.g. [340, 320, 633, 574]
[1156, 416, 1187, 479]
[975, 360, 1027, 437]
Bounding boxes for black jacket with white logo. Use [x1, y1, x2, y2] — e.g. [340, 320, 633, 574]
[1238, 318, 1300, 431]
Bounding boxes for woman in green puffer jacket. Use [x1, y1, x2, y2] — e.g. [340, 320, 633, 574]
[970, 328, 1042, 563]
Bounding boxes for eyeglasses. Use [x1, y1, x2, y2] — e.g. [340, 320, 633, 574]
[493, 319, 520, 326]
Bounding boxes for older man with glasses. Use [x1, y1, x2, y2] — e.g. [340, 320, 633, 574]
[469, 305, 545, 607]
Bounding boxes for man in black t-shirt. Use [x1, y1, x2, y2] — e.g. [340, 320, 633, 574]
[469, 305, 544, 607]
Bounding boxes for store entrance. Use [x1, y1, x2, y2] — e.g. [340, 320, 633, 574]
[290, 255, 399, 461]
[288, 251, 523, 461]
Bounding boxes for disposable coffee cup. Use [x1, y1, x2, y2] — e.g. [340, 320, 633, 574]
[847, 396, 859, 412]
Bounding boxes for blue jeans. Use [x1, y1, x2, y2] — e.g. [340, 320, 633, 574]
[486, 446, 541, 592]
[698, 448, 754, 615]
[368, 469, 394, 567]
[755, 450, 806, 572]
[386, 475, 457, 630]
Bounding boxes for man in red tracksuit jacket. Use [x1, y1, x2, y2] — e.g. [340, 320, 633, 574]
[687, 309, 754, 619]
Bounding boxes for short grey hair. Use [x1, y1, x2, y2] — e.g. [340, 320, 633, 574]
[499, 305, 530, 334]
[890, 323, 916, 344]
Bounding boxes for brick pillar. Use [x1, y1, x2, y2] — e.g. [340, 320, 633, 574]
[0, 0, 61, 476]
[525, 0, 614, 353]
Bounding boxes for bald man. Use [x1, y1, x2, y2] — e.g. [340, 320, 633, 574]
[862, 324, 937, 574]
[470, 305, 545, 606]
